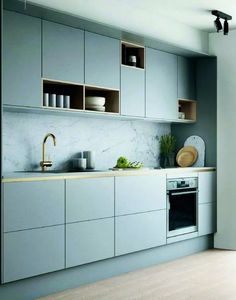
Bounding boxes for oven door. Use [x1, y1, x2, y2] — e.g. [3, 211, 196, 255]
[167, 189, 198, 237]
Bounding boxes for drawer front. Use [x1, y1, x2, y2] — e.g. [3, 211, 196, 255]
[199, 202, 216, 236]
[115, 210, 166, 256]
[3, 225, 65, 283]
[198, 171, 216, 204]
[4, 180, 65, 232]
[115, 175, 166, 215]
[66, 177, 114, 223]
[66, 218, 114, 268]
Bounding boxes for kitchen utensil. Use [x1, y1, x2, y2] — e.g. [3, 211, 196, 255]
[43, 93, 49, 107]
[128, 55, 137, 67]
[85, 96, 106, 106]
[184, 136, 205, 167]
[176, 146, 198, 167]
[49, 94, 56, 107]
[72, 158, 87, 170]
[64, 95, 70, 108]
[56, 95, 64, 108]
[83, 151, 95, 169]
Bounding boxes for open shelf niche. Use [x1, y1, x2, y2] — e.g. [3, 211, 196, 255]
[43, 80, 84, 110]
[85, 86, 120, 114]
[178, 99, 197, 122]
[121, 41, 145, 69]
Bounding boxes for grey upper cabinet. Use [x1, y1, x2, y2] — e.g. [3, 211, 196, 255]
[3, 10, 41, 107]
[115, 175, 166, 216]
[146, 48, 178, 120]
[85, 32, 120, 89]
[121, 66, 145, 117]
[3, 181, 65, 232]
[177, 56, 196, 100]
[42, 21, 84, 83]
[66, 177, 114, 223]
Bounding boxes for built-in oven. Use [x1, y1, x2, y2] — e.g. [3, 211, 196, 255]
[167, 177, 198, 238]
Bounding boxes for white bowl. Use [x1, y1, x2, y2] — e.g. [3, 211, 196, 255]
[85, 96, 105, 106]
[86, 106, 105, 112]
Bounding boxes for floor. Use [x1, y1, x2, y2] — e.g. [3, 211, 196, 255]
[37, 249, 236, 300]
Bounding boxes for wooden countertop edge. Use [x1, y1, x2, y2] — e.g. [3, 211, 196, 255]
[1, 167, 216, 183]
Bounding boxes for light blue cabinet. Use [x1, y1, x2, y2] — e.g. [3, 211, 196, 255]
[66, 177, 114, 223]
[3, 181, 64, 232]
[115, 210, 166, 256]
[121, 66, 145, 117]
[199, 202, 216, 236]
[66, 218, 114, 268]
[3, 225, 65, 283]
[198, 171, 216, 204]
[3, 10, 41, 106]
[146, 48, 178, 119]
[115, 175, 166, 215]
[178, 56, 196, 100]
[42, 21, 84, 83]
[85, 32, 120, 89]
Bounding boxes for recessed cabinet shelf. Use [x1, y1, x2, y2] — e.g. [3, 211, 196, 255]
[178, 99, 197, 122]
[43, 80, 84, 110]
[85, 86, 119, 114]
[121, 41, 145, 69]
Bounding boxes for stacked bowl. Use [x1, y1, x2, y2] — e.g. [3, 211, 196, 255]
[85, 96, 106, 112]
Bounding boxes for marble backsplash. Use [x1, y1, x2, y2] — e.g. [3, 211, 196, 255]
[2, 112, 170, 172]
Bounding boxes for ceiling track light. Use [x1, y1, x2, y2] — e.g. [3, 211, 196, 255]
[212, 10, 232, 35]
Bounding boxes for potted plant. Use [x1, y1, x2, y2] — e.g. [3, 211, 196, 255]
[159, 134, 176, 168]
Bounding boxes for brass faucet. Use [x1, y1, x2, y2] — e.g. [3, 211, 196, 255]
[40, 133, 56, 171]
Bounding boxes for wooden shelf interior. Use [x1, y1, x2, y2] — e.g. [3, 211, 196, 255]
[85, 86, 119, 113]
[121, 42, 144, 69]
[43, 80, 84, 110]
[178, 99, 197, 121]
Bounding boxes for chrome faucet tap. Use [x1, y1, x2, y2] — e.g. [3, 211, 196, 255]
[40, 133, 56, 171]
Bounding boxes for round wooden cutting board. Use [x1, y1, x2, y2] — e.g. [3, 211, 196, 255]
[176, 146, 198, 167]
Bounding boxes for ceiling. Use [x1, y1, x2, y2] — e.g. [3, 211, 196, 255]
[28, 0, 236, 32]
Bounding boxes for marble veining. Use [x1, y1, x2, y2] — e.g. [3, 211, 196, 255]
[2, 112, 170, 172]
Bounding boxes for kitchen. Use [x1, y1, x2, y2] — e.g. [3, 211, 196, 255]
[1, 0, 235, 299]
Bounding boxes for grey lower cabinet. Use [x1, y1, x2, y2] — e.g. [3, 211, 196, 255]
[66, 218, 114, 268]
[85, 31, 120, 89]
[146, 48, 178, 120]
[3, 10, 41, 106]
[198, 171, 216, 204]
[121, 66, 145, 117]
[3, 225, 65, 283]
[42, 21, 84, 83]
[115, 175, 166, 215]
[177, 56, 196, 100]
[66, 177, 114, 222]
[199, 202, 216, 236]
[3, 180, 64, 232]
[115, 210, 166, 256]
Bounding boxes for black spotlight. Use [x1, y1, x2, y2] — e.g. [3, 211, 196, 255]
[224, 19, 229, 35]
[214, 17, 222, 32]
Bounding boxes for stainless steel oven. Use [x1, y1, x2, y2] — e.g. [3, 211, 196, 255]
[167, 177, 198, 238]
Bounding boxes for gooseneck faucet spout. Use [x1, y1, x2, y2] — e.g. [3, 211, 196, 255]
[40, 133, 56, 171]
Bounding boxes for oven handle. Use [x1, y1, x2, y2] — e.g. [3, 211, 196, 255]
[169, 190, 198, 196]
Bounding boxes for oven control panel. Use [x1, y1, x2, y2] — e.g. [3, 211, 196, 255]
[167, 177, 198, 190]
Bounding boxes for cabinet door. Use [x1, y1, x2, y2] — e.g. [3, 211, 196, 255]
[3, 11, 41, 106]
[178, 56, 196, 100]
[115, 210, 166, 256]
[121, 66, 145, 117]
[115, 175, 166, 216]
[43, 21, 84, 83]
[85, 32, 120, 89]
[66, 218, 114, 268]
[198, 171, 216, 204]
[146, 48, 178, 120]
[66, 177, 114, 223]
[3, 181, 64, 232]
[199, 203, 216, 236]
[3, 225, 65, 283]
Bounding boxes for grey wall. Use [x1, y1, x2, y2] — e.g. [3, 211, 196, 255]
[172, 57, 217, 167]
[2, 112, 170, 172]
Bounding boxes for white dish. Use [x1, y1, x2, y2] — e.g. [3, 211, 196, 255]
[85, 96, 105, 106]
[86, 104, 105, 109]
[86, 106, 106, 112]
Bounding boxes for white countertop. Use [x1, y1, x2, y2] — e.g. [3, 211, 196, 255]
[1, 167, 216, 183]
